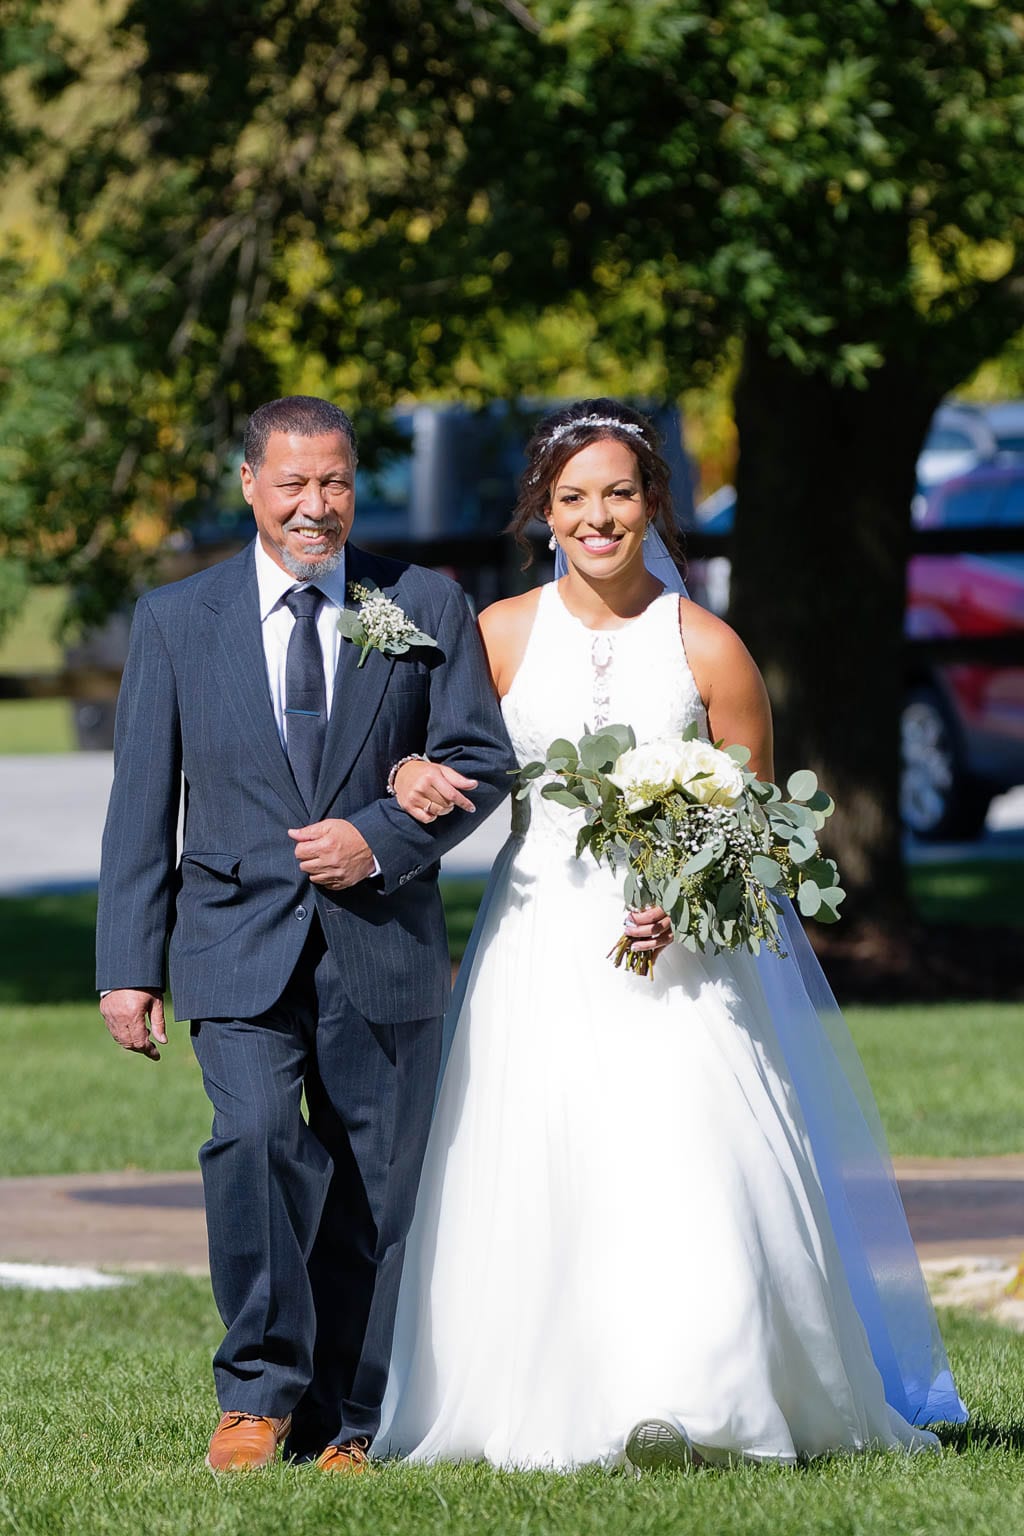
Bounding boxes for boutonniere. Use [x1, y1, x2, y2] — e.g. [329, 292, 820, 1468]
[337, 579, 439, 668]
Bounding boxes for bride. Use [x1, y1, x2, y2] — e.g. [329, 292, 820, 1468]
[375, 398, 965, 1471]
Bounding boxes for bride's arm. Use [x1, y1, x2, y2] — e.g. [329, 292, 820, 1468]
[679, 597, 775, 782]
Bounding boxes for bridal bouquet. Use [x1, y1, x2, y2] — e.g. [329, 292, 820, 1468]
[517, 722, 845, 975]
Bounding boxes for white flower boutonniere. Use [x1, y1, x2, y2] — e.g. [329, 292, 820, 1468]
[337, 579, 439, 668]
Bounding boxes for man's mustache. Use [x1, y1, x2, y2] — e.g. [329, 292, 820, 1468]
[282, 516, 342, 534]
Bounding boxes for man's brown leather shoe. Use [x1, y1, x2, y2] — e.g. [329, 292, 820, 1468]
[315, 1437, 371, 1474]
[206, 1411, 292, 1472]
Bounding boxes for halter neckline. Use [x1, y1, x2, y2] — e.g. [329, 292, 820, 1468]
[549, 579, 669, 634]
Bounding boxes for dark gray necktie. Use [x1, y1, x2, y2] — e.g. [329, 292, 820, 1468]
[283, 586, 326, 808]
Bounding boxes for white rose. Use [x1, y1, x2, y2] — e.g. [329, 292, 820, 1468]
[675, 739, 745, 805]
[607, 738, 696, 812]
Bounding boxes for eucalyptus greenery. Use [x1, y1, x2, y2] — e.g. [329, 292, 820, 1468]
[518, 721, 845, 977]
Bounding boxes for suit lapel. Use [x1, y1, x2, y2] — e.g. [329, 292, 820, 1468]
[313, 545, 396, 816]
[204, 545, 310, 824]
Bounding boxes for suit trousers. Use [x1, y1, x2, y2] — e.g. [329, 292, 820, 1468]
[191, 916, 442, 1454]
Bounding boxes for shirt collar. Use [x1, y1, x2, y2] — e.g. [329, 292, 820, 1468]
[254, 537, 348, 622]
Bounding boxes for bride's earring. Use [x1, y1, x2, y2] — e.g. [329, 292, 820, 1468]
[548, 530, 557, 551]
[643, 521, 652, 542]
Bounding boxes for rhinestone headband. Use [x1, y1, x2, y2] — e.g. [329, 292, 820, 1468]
[544, 415, 647, 446]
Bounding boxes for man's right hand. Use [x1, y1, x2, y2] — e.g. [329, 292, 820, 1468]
[100, 989, 168, 1062]
[392, 759, 478, 823]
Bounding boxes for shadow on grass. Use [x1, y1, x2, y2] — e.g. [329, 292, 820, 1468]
[0, 891, 98, 1004]
[909, 859, 1024, 927]
[937, 1419, 1024, 1454]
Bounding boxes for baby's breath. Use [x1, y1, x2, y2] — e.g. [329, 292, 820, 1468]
[338, 580, 438, 668]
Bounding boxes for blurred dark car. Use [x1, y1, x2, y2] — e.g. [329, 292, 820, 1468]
[903, 464, 1024, 838]
[688, 469, 1024, 840]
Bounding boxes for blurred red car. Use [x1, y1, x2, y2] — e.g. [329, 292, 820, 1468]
[690, 468, 1024, 840]
[903, 464, 1024, 838]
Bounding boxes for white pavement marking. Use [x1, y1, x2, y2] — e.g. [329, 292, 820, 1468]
[0, 1261, 127, 1291]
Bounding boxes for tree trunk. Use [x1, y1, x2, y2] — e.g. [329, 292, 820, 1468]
[729, 337, 942, 923]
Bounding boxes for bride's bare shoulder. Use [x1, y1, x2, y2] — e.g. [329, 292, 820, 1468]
[478, 588, 543, 694]
[676, 596, 764, 695]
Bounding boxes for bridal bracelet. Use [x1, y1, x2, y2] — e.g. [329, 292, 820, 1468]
[386, 754, 428, 796]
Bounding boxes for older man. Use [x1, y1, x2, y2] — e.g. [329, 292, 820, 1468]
[97, 396, 514, 1471]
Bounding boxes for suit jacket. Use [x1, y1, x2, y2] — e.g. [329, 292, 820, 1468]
[95, 542, 516, 1024]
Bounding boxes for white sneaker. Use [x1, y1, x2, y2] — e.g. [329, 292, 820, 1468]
[625, 1418, 701, 1473]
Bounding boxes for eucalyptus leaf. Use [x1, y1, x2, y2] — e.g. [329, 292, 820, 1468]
[802, 857, 837, 887]
[751, 855, 783, 887]
[797, 880, 822, 917]
[335, 611, 367, 642]
[788, 827, 818, 864]
[600, 722, 636, 755]
[546, 738, 579, 770]
[724, 743, 751, 765]
[581, 734, 620, 772]
[540, 785, 580, 809]
[682, 844, 716, 876]
[787, 769, 818, 801]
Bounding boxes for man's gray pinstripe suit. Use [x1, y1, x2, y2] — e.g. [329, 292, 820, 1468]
[96, 540, 515, 1454]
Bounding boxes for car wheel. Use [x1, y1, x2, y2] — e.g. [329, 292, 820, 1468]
[900, 686, 991, 841]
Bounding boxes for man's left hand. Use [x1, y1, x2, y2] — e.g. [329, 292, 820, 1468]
[288, 819, 376, 889]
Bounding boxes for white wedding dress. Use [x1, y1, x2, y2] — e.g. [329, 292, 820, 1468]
[377, 582, 962, 1470]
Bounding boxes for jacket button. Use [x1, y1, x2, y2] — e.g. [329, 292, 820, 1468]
[295, 904, 307, 921]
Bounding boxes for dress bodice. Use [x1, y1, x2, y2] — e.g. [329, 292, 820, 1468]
[501, 583, 708, 853]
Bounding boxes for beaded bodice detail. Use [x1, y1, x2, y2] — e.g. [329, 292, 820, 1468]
[502, 584, 708, 852]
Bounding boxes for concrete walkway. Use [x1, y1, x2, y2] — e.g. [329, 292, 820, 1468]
[2, 1156, 1023, 1274]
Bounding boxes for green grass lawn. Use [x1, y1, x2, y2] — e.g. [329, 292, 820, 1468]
[0, 585, 75, 752]
[0, 698, 75, 752]
[0, 1277, 1021, 1536]
[0, 586, 67, 673]
[1, 890, 1023, 1174]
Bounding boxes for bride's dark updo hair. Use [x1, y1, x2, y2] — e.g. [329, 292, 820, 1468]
[509, 398, 683, 567]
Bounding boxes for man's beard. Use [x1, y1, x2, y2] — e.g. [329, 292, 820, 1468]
[278, 520, 345, 582]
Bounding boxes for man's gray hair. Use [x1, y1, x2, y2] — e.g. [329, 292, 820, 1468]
[243, 396, 358, 474]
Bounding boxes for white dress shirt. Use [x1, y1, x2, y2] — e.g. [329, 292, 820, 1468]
[254, 539, 380, 877]
[254, 537, 348, 748]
